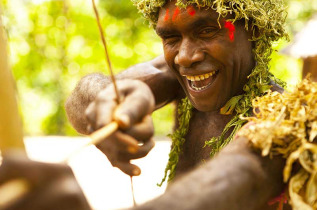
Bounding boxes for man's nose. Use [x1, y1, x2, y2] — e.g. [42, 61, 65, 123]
[175, 39, 204, 68]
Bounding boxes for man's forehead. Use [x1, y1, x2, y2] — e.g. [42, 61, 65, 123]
[158, 3, 219, 20]
[156, 2, 227, 30]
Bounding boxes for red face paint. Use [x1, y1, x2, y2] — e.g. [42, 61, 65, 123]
[187, 6, 196, 16]
[164, 9, 169, 21]
[172, 7, 180, 21]
[224, 21, 235, 41]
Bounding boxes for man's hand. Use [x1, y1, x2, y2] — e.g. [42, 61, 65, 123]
[0, 150, 90, 210]
[85, 79, 156, 176]
[65, 55, 181, 135]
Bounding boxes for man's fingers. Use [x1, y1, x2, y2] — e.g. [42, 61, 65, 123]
[95, 131, 139, 160]
[113, 131, 139, 150]
[113, 81, 155, 129]
[114, 161, 141, 177]
[134, 138, 155, 158]
[119, 139, 155, 160]
[95, 100, 117, 129]
[124, 115, 154, 142]
[94, 87, 121, 129]
[85, 102, 97, 132]
[85, 87, 119, 131]
[87, 80, 154, 132]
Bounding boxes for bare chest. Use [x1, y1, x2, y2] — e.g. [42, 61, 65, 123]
[175, 109, 234, 176]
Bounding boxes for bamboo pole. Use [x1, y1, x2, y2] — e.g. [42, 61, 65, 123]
[0, 7, 29, 209]
[0, 5, 24, 153]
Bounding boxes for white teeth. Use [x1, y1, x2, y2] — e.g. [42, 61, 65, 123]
[185, 70, 218, 91]
[192, 83, 209, 91]
[185, 71, 217, 82]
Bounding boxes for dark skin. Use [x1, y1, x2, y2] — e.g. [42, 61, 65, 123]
[66, 55, 180, 135]
[133, 136, 287, 210]
[67, 1, 254, 178]
[65, 1, 290, 209]
[0, 150, 90, 210]
[156, 2, 254, 111]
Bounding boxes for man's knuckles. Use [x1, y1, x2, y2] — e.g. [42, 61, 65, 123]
[124, 118, 154, 142]
[96, 88, 118, 103]
[84, 103, 96, 123]
[118, 139, 155, 160]
[94, 98, 121, 129]
[113, 81, 155, 124]
[134, 139, 155, 158]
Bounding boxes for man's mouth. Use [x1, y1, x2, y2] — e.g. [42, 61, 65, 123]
[185, 70, 219, 91]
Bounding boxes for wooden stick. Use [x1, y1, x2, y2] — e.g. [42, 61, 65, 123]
[90, 1, 137, 206]
[130, 176, 137, 206]
[0, 6, 29, 209]
[91, 0, 120, 104]
[89, 122, 119, 145]
[0, 4, 24, 151]
[63, 122, 118, 162]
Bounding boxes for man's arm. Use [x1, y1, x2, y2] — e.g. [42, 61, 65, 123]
[133, 137, 286, 210]
[0, 150, 91, 210]
[65, 55, 181, 134]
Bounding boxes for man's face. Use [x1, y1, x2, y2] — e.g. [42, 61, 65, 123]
[156, 1, 255, 112]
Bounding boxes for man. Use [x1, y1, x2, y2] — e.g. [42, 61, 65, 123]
[66, 0, 290, 209]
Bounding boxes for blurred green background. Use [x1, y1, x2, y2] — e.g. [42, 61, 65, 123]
[1, 0, 316, 136]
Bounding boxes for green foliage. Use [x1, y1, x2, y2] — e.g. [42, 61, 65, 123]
[2, 0, 163, 135]
[158, 98, 193, 186]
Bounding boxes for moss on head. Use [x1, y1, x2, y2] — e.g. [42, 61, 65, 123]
[133, 0, 287, 34]
[132, 0, 288, 59]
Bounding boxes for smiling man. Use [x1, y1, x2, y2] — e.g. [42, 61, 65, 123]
[155, 2, 254, 111]
[66, 0, 289, 209]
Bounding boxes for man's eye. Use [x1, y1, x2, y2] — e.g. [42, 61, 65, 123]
[162, 35, 180, 45]
[199, 27, 218, 37]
